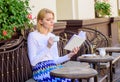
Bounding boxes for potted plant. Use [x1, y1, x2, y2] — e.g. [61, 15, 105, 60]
[0, 0, 33, 41]
[95, 1, 111, 17]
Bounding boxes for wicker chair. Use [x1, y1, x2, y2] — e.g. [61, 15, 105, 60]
[58, 30, 92, 61]
[58, 27, 110, 61]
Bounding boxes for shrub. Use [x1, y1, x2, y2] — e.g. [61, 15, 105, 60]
[0, 0, 33, 40]
[95, 1, 111, 17]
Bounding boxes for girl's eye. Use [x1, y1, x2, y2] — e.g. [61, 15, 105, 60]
[46, 18, 54, 21]
[46, 19, 51, 21]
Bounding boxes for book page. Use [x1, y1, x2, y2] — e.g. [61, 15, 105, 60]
[78, 31, 86, 39]
[64, 34, 86, 51]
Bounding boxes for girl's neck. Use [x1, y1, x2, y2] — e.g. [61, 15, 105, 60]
[42, 27, 49, 35]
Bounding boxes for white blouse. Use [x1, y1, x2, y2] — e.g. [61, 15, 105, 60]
[27, 30, 70, 66]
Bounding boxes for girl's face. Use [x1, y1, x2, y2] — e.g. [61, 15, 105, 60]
[40, 13, 54, 32]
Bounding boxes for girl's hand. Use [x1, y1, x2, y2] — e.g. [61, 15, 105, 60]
[68, 47, 80, 58]
[47, 37, 54, 48]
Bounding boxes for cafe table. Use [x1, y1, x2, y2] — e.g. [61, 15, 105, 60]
[97, 47, 120, 73]
[50, 67, 98, 82]
[97, 47, 120, 55]
[77, 55, 114, 82]
[62, 60, 90, 68]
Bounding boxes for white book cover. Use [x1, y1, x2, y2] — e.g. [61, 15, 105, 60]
[64, 31, 86, 51]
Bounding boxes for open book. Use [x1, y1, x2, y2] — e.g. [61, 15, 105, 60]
[64, 31, 86, 51]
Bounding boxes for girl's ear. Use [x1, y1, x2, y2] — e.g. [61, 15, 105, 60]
[38, 20, 43, 25]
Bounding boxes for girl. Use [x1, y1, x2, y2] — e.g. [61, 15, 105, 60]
[27, 8, 79, 82]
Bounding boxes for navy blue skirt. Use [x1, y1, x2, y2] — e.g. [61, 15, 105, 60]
[32, 60, 71, 82]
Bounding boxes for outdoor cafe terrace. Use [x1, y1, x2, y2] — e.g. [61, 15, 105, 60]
[0, 17, 120, 82]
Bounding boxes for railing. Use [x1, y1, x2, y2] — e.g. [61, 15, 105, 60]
[0, 36, 32, 82]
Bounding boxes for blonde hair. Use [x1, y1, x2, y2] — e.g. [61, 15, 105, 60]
[37, 8, 54, 33]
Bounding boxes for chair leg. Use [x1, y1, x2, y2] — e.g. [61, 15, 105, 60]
[112, 64, 115, 73]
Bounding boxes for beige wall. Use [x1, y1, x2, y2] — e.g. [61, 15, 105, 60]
[29, 0, 119, 21]
[29, 0, 56, 23]
[56, 0, 95, 20]
[77, 0, 95, 19]
[56, 0, 73, 20]
[110, 0, 118, 17]
[119, 0, 120, 9]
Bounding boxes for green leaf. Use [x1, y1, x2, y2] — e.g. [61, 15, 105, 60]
[0, 0, 32, 40]
[95, 1, 111, 17]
